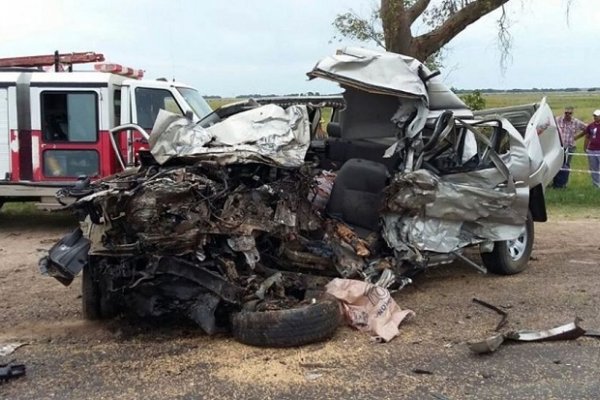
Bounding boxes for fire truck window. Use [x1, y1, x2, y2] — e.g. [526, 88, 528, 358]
[43, 150, 99, 178]
[114, 89, 122, 126]
[41, 92, 98, 142]
[135, 88, 182, 130]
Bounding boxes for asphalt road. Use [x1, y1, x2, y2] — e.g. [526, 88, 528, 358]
[1, 212, 599, 399]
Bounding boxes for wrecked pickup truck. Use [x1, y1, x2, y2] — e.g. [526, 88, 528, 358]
[40, 47, 562, 347]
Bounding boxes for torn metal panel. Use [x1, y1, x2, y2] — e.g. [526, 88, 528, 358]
[505, 319, 585, 342]
[381, 116, 532, 255]
[255, 272, 284, 300]
[467, 333, 505, 354]
[382, 213, 526, 255]
[308, 47, 430, 100]
[0, 342, 27, 357]
[469, 319, 586, 354]
[525, 98, 563, 187]
[150, 104, 310, 167]
[227, 236, 260, 268]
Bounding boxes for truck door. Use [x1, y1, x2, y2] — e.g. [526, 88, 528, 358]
[119, 83, 185, 166]
[525, 98, 563, 187]
[36, 90, 103, 181]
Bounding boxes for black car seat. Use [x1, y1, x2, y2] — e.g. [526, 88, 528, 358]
[326, 158, 389, 232]
[325, 88, 401, 172]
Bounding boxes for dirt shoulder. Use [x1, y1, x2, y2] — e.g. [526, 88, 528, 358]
[1, 214, 600, 399]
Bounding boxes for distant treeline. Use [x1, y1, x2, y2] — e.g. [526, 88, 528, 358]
[203, 88, 600, 99]
[204, 92, 328, 99]
[453, 88, 600, 94]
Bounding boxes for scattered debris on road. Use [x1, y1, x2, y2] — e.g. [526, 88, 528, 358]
[504, 318, 585, 342]
[0, 342, 28, 357]
[468, 318, 588, 354]
[326, 278, 414, 342]
[472, 298, 508, 331]
[0, 362, 26, 384]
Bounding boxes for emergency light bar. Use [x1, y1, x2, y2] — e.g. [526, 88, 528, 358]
[94, 63, 144, 79]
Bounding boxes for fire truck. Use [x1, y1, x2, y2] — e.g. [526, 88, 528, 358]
[0, 51, 212, 209]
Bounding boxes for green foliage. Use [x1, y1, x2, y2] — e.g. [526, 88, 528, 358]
[460, 90, 487, 110]
[331, 10, 385, 48]
[424, 50, 444, 71]
[332, 1, 516, 64]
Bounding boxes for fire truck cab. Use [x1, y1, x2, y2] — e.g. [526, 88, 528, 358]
[0, 52, 212, 209]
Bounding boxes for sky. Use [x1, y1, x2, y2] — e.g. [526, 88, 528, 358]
[0, 0, 596, 96]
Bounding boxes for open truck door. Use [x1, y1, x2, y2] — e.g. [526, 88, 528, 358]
[524, 98, 563, 188]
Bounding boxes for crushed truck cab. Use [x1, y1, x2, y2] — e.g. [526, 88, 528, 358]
[40, 47, 564, 347]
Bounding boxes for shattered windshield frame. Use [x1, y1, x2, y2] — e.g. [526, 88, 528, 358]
[177, 87, 213, 120]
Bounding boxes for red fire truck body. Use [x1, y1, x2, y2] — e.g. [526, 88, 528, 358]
[0, 52, 212, 208]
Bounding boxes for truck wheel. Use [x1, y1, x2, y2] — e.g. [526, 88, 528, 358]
[82, 263, 102, 320]
[99, 284, 120, 319]
[481, 212, 534, 275]
[231, 295, 341, 347]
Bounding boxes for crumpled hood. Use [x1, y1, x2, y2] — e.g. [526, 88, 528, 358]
[308, 47, 429, 101]
[149, 104, 310, 167]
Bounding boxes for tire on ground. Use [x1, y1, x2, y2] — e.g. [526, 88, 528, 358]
[481, 212, 534, 275]
[82, 263, 102, 320]
[231, 295, 341, 347]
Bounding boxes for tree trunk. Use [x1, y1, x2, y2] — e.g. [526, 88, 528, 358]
[381, 0, 417, 57]
[381, 0, 510, 61]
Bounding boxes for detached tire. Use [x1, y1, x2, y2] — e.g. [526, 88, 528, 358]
[481, 212, 534, 275]
[231, 295, 341, 347]
[82, 263, 102, 320]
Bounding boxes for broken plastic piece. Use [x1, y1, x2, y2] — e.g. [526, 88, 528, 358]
[0, 362, 26, 383]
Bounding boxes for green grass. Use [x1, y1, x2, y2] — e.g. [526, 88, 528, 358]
[484, 91, 600, 122]
[484, 92, 600, 216]
[0, 202, 76, 227]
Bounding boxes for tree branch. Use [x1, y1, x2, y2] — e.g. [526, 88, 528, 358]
[408, 0, 431, 24]
[415, 0, 510, 59]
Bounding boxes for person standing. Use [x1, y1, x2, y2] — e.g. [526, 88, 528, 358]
[553, 106, 586, 188]
[584, 110, 600, 188]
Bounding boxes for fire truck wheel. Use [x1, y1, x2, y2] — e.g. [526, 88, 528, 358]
[82, 264, 102, 320]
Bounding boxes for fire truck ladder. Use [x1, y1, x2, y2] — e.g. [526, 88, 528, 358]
[0, 51, 105, 72]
